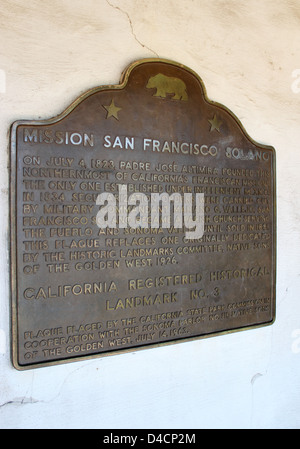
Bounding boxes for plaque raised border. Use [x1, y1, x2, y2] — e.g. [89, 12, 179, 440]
[10, 59, 276, 370]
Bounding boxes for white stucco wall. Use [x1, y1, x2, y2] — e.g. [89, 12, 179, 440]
[1, 0, 300, 429]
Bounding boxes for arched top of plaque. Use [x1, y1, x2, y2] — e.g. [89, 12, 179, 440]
[12, 58, 275, 157]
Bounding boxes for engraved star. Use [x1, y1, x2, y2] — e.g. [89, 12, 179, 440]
[208, 114, 223, 132]
[103, 99, 122, 120]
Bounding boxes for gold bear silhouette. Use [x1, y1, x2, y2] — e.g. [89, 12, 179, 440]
[146, 73, 188, 101]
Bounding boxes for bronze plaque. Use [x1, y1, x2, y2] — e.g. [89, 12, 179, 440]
[10, 59, 276, 369]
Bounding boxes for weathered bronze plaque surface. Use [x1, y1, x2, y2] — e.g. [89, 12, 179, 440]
[10, 59, 276, 369]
